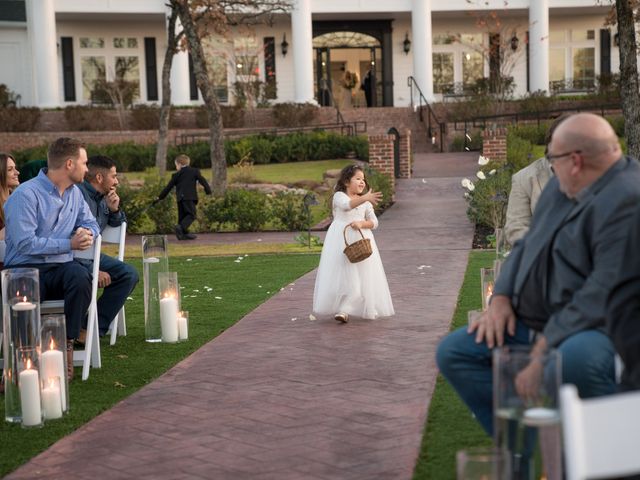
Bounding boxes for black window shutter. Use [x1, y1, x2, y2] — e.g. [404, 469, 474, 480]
[61, 37, 75, 102]
[144, 37, 158, 101]
[526, 31, 530, 92]
[188, 53, 198, 100]
[489, 33, 500, 93]
[600, 29, 611, 75]
[263, 36, 276, 99]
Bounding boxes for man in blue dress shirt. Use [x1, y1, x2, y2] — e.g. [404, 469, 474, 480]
[4, 137, 100, 381]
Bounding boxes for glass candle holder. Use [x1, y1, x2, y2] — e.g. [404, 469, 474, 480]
[142, 235, 169, 343]
[493, 345, 563, 480]
[480, 267, 495, 311]
[495, 228, 511, 260]
[2, 268, 41, 423]
[493, 259, 504, 283]
[457, 447, 510, 480]
[40, 315, 68, 414]
[158, 272, 180, 343]
[178, 311, 189, 341]
[17, 346, 43, 428]
[41, 375, 63, 420]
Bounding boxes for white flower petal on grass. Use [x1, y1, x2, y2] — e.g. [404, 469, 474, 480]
[478, 155, 490, 166]
[309, 314, 317, 321]
[214, 296, 222, 300]
[186, 258, 192, 262]
[193, 289, 200, 292]
[476, 171, 486, 180]
[258, 285, 263, 288]
[127, 296, 134, 300]
[489, 169, 497, 175]
[234, 260, 242, 263]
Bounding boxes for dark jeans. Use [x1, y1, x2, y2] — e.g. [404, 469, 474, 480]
[94, 254, 139, 335]
[177, 200, 197, 233]
[436, 321, 616, 436]
[12, 261, 92, 340]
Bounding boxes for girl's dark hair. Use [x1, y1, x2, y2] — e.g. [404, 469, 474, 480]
[335, 164, 368, 194]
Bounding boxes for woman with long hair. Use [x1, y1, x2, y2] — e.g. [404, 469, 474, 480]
[0, 153, 20, 239]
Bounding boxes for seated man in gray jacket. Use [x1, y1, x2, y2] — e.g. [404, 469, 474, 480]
[78, 155, 139, 336]
[437, 113, 640, 436]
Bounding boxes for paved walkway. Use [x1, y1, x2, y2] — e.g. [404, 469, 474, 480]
[7, 152, 478, 480]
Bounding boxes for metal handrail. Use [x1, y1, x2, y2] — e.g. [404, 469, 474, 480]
[408, 76, 445, 152]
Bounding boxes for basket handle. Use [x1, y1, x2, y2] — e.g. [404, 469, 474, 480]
[343, 224, 365, 247]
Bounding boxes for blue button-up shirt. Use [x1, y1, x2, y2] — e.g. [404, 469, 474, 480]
[4, 170, 100, 266]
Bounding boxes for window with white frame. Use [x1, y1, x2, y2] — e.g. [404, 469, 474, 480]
[549, 29, 596, 92]
[432, 32, 485, 95]
[78, 36, 141, 103]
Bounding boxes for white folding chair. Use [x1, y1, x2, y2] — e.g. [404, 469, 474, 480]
[560, 384, 640, 480]
[102, 222, 128, 346]
[40, 235, 102, 381]
[0, 240, 5, 370]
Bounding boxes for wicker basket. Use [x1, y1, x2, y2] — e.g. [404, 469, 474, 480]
[343, 225, 373, 263]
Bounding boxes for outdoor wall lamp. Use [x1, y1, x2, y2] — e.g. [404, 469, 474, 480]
[403, 33, 411, 54]
[510, 33, 519, 51]
[281, 33, 289, 57]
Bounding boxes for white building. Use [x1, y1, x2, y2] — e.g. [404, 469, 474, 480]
[0, 0, 616, 109]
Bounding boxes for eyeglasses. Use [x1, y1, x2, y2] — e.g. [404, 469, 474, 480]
[545, 150, 581, 164]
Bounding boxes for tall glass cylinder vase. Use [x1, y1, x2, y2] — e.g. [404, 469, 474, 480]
[2, 268, 41, 423]
[480, 268, 495, 311]
[40, 315, 68, 414]
[493, 345, 563, 480]
[158, 272, 180, 344]
[142, 235, 169, 342]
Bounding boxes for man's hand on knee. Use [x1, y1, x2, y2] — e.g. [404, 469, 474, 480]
[71, 228, 93, 250]
[98, 271, 111, 288]
[468, 294, 516, 348]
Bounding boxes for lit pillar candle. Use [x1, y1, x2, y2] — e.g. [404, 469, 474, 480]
[41, 340, 67, 411]
[178, 313, 188, 340]
[19, 360, 42, 427]
[160, 294, 179, 343]
[13, 299, 36, 311]
[41, 378, 62, 420]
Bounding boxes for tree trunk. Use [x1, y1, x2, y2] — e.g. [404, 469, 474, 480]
[174, 1, 226, 195]
[156, 8, 179, 176]
[616, 0, 640, 159]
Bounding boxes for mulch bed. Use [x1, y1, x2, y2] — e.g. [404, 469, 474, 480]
[472, 224, 494, 249]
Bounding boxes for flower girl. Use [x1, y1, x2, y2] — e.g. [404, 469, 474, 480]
[313, 164, 394, 322]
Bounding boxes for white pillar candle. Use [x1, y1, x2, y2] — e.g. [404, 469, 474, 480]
[178, 314, 188, 340]
[160, 296, 179, 343]
[41, 346, 67, 411]
[19, 364, 42, 427]
[42, 379, 62, 420]
[12, 299, 36, 311]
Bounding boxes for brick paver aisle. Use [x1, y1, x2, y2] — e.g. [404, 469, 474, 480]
[7, 153, 478, 480]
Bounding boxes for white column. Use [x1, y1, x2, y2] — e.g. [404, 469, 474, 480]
[291, 0, 315, 104]
[26, 0, 60, 107]
[170, 18, 193, 105]
[529, 0, 549, 94]
[411, 0, 434, 102]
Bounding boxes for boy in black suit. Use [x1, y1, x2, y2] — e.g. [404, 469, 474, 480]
[156, 154, 212, 240]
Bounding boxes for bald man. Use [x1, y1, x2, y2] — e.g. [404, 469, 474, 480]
[437, 113, 640, 436]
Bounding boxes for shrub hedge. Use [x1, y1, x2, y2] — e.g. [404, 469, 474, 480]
[11, 132, 369, 172]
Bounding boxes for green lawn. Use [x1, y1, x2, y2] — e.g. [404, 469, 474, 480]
[0, 253, 320, 477]
[413, 250, 495, 480]
[123, 159, 353, 185]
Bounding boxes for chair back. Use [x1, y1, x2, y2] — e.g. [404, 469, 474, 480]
[102, 222, 127, 262]
[561, 384, 640, 480]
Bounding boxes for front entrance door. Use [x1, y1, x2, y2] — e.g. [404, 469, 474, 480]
[313, 21, 393, 107]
